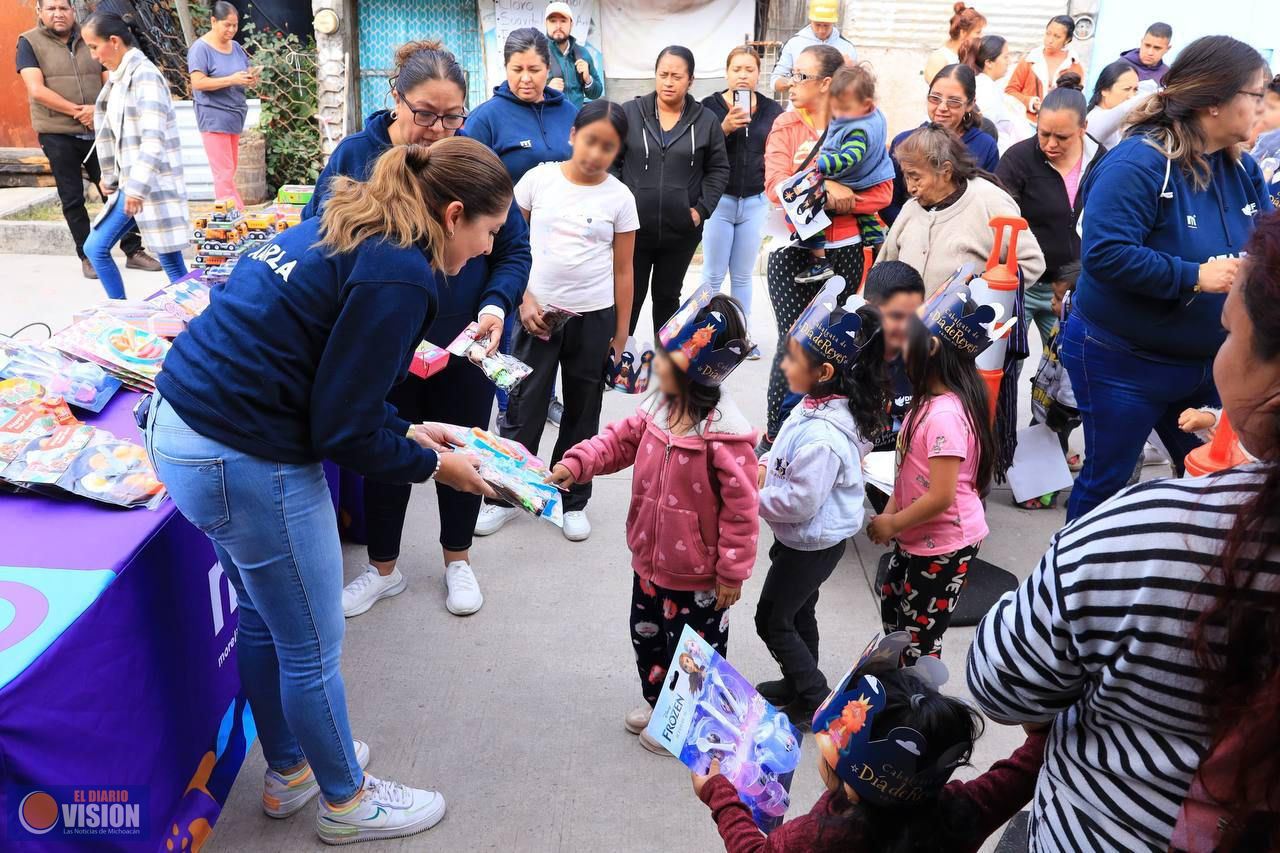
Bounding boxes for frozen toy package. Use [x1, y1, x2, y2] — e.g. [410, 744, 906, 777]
[0, 338, 123, 412]
[457, 427, 563, 526]
[646, 625, 802, 833]
[2, 423, 107, 487]
[56, 439, 166, 509]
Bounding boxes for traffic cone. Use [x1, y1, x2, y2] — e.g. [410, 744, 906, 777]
[1184, 412, 1249, 477]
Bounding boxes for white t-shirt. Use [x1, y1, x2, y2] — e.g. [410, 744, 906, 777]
[513, 162, 640, 313]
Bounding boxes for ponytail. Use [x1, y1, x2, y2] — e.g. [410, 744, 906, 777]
[83, 11, 139, 47]
[318, 137, 512, 267]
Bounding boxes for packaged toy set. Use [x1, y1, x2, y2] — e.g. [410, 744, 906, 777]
[447, 323, 533, 392]
[456, 427, 564, 527]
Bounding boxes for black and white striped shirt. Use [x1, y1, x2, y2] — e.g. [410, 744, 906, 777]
[966, 466, 1280, 852]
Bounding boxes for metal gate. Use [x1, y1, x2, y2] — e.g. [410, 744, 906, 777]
[356, 0, 485, 117]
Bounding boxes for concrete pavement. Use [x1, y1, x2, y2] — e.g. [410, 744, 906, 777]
[4, 253, 1103, 852]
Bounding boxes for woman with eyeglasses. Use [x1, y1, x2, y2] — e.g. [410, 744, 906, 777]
[758, 43, 892, 451]
[883, 64, 999, 226]
[1060, 36, 1273, 521]
[303, 40, 532, 620]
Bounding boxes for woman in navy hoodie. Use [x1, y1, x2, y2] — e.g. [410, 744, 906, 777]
[884, 64, 1000, 226]
[460, 27, 577, 184]
[1062, 36, 1273, 520]
[304, 41, 532, 619]
[146, 138, 511, 844]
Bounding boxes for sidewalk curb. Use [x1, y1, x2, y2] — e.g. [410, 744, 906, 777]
[0, 219, 76, 255]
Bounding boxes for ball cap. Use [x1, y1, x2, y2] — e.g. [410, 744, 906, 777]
[808, 0, 839, 24]
[545, 1, 573, 21]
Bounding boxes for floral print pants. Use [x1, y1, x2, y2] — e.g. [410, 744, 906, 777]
[879, 542, 981, 662]
[631, 573, 730, 706]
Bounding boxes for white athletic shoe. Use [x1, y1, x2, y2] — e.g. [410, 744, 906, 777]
[342, 567, 406, 618]
[264, 740, 371, 819]
[444, 561, 483, 615]
[562, 510, 591, 542]
[624, 705, 652, 735]
[315, 775, 446, 846]
[473, 504, 521, 536]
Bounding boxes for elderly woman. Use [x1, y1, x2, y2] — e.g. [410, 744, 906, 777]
[304, 40, 531, 619]
[188, 0, 254, 207]
[615, 45, 729, 334]
[82, 12, 189, 298]
[967, 210, 1280, 852]
[1059, 36, 1272, 521]
[997, 74, 1105, 344]
[885, 64, 999, 225]
[461, 27, 576, 184]
[759, 43, 892, 448]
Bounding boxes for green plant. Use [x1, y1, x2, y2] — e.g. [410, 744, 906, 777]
[240, 22, 322, 191]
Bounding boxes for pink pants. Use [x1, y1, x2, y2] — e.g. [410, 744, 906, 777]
[201, 131, 243, 208]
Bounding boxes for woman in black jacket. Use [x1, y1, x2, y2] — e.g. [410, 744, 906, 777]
[699, 45, 784, 358]
[616, 45, 730, 333]
[996, 73, 1105, 343]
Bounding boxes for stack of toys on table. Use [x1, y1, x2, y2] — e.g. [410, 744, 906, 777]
[189, 186, 313, 285]
[455, 427, 564, 527]
[0, 375, 164, 509]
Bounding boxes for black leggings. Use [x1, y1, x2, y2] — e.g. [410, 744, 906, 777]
[363, 357, 496, 561]
[630, 237, 702, 335]
[765, 243, 865, 438]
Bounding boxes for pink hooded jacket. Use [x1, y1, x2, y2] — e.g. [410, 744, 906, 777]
[560, 393, 760, 591]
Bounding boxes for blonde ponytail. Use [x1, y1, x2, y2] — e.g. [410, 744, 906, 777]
[318, 137, 512, 267]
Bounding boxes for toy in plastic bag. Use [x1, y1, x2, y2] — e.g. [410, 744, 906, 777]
[49, 312, 170, 390]
[646, 624, 802, 832]
[608, 337, 656, 394]
[2, 423, 106, 486]
[0, 405, 60, 469]
[456, 427, 564, 526]
[57, 440, 166, 509]
[447, 323, 533, 392]
[535, 304, 581, 341]
[0, 338, 122, 412]
[73, 300, 187, 338]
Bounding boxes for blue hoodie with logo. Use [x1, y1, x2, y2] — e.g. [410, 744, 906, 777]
[1074, 134, 1272, 360]
[302, 110, 531, 343]
[459, 82, 577, 184]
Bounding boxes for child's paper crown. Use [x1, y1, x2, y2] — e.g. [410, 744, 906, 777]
[657, 285, 752, 388]
[918, 265, 1017, 358]
[811, 633, 969, 807]
[608, 336, 656, 394]
[788, 277, 877, 373]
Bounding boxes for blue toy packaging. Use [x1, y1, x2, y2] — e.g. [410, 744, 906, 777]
[645, 624, 802, 832]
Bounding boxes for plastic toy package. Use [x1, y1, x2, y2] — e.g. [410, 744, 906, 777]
[146, 272, 213, 321]
[607, 336, 656, 394]
[48, 312, 170, 391]
[408, 340, 450, 380]
[56, 439, 166, 509]
[0, 341, 121, 413]
[447, 323, 533, 392]
[73, 301, 186, 338]
[535, 304, 581, 341]
[2, 423, 106, 487]
[645, 625, 802, 833]
[276, 184, 314, 205]
[0, 405, 62, 470]
[457, 427, 564, 526]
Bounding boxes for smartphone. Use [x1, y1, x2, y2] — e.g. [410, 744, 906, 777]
[733, 89, 751, 136]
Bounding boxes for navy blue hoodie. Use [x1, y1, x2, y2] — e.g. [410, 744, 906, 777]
[459, 82, 576, 184]
[303, 110, 532, 343]
[1074, 135, 1273, 360]
[157, 219, 440, 483]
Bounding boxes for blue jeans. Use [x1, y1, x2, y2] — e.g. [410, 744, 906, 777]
[1058, 311, 1217, 522]
[143, 396, 363, 802]
[85, 196, 187, 299]
[701, 193, 769, 321]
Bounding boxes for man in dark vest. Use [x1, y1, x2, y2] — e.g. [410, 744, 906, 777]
[17, 0, 160, 279]
[543, 1, 602, 107]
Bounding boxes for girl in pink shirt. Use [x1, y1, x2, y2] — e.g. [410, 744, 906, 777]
[867, 301, 994, 662]
[550, 292, 760, 752]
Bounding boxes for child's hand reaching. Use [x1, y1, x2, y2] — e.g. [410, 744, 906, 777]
[691, 758, 721, 798]
[715, 582, 741, 610]
[867, 513, 898, 546]
[546, 463, 576, 489]
[1178, 408, 1217, 434]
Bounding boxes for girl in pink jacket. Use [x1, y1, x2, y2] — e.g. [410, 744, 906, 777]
[550, 291, 761, 754]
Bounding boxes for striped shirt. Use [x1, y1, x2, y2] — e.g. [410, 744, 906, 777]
[966, 465, 1280, 852]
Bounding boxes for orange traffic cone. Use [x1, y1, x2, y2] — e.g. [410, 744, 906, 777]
[1183, 412, 1249, 477]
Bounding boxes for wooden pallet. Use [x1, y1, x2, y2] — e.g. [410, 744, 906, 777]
[0, 148, 54, 188]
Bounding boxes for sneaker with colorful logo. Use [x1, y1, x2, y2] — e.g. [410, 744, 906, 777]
[263, 740, 371, 819]
[316, 775, 446, 845]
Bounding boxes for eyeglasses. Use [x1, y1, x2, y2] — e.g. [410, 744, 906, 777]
[1237, 89, 1266, 102]
[788, 71, 819, 83]
[397, 94, 467, 129]
[927, 93, 968, 110]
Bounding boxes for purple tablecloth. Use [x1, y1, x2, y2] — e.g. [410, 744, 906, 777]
[0, 391, 251, 851]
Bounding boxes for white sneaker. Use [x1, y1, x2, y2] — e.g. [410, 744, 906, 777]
[562, 510, 591, 542]
[639, 729, 674, 757]
[342, 567, 406, 618]
[264, 740, 371, 819]
[624, 705, 652, 735]
[316, 775, 446, 845]
[1142, 442, 1169, 467]
[473, 504, 521, 536]
[444, 561, 483, 615]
